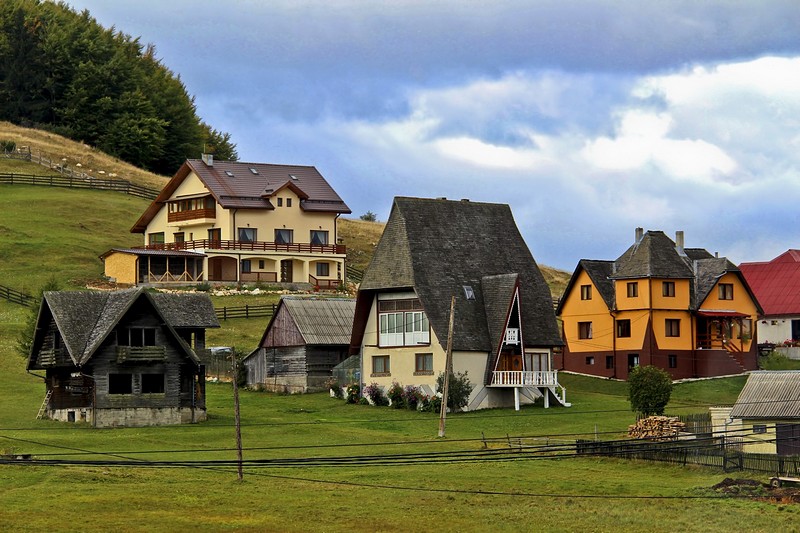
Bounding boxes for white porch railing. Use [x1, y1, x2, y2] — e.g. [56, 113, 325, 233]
[491, 370, 558, 387]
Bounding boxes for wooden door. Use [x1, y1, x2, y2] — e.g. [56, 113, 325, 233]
[280, 259, 293, 283]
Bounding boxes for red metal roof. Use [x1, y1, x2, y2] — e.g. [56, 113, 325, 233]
[739, 250, 800, 316]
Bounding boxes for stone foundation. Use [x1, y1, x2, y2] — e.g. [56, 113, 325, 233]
[49, 407, 207, 428]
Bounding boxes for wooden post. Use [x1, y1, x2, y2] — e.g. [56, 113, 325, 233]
[438, 296, 455, 438]
[232, 351, 243, 481]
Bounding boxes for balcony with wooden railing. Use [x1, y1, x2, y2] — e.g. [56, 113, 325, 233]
[140, 240, 346, 255]
[117, 345, 167, 363]
[696, 334, 744, 353]
[490, 370, 570, 408]
[167, 208, 216, 224]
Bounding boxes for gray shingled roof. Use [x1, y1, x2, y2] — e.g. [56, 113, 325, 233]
[281, 297, 356, 345]
[613, 231, 694, 279]
[482, 274, 520, 356]
[355, 197, 561, 353]
[693, 257, 740, 309]
[730, 371, 800, 419]
[28, 288, 218, 369]
[556, 259, 616, 315]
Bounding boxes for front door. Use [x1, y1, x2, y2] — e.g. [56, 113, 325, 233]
[208, 228, 221, 245]
[280, 259, 293, 283]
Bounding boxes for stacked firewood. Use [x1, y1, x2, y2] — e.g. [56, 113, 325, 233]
[627, 416, 685, 440]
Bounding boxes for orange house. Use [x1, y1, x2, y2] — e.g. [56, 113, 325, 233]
[556, 229, 762, 380]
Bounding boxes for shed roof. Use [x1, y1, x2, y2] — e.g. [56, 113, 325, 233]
[277, 297, 356, 346]
[730, 371, 800, 419]
[739, 250, 800, 317]
[132, 159, 350, 233]
[352, 197, 561, 353]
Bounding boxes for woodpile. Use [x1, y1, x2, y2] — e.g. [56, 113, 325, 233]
[628, 416, 686, 440]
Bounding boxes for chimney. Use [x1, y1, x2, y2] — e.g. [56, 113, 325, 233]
[675, 231, 685, 254]
[635, 227, 643, 243]
[201, 153, 213, 166]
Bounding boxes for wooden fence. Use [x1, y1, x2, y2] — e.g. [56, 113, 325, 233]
[576, 437, 800, 475]
[215, 303, 278, 321]
[0, 284, 34, 307]
[0, 172, 158, 200]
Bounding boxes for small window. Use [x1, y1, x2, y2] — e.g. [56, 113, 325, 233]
[275, 229, 293, 244]
[662, 281, 675, 297]
[241, 260, 252, 273]
[141, 373, 165, 394]
[585, 356, 595, 365]
[415, 353, 433, 374]
[249, 167, 259, 175]
[290, 174, 299, 180]
[580, 285, 592, 300]
[753, 424, 767, 434]
[668, 354, 677, 368]
[316, 262, 329, 277]
[719, 283, 734, 300]
[287, 198, 292, 207]
[627, 282, 638, 298]
[578, 321, 592, 340]
[463, 286, 475, 300]
[372, 355, 390, 375]
[238, 228, 257, 242]
[108, 373, 132, 394]
[628, 354, 639, 369]
[277, 198, 283, 207]
[616, 319, 631, 338]
[606, 356, 614, 369]
[148, 232, 165, 245]
[258, 260, 265, 269]
[225, 170, 235, 178]
[665, 319, 680, 337]
[310, 230, 329, 245]
[173, 232, 185, 243]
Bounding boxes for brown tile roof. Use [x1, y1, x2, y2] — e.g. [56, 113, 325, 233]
[132, 159, 350, 232]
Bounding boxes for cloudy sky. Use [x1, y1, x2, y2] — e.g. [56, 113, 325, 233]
[66, 1, 800, 271]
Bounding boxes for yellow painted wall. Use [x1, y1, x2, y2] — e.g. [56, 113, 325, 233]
[611, 309, 648, 351]
[652, 310, 694, 350]
[614, 279, 651, 310]
[650, 278, 691, 310]
[560, 270, 614, 352]
[697, 273, 759, 350]
[102, 252, 137, 285]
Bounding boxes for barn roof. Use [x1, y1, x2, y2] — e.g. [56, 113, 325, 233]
[352, 197, 561, 353]
[27, 288, 218, 369]
[739, 250, 800, 317]
[279, 297, 356, 345]
[730, 371, 800, 419]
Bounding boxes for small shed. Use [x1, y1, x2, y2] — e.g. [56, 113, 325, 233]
[243, 297, 355, 392]
[722, 371, 800, 456]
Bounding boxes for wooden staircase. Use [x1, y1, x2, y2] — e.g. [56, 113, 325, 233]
[36, 389, 52, 420]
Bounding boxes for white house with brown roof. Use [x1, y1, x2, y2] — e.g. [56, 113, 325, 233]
[101, 155, 351, 287]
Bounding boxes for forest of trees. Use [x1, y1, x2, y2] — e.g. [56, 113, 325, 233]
[0, 0, 237, 174]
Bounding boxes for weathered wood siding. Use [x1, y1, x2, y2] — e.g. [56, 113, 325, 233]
[261, 305, 304, 347]
[245, 345, 348, 391]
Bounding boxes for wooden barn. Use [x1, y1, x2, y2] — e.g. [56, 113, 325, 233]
[26, 288, 219, 428]
[243, 297, 355, 392]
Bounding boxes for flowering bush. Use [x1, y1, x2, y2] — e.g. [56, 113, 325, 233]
[387, 381, 404, 408]
[346, 384, 360, 404]
[325, 377, 342, 399]
[363, 382, 389, 406]
[402, 385, 423, 410]
[435, 371, 474, 411]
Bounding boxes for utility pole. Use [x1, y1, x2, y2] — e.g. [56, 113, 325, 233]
[232, 350, 243, 481]
[438, 296, 455, 438]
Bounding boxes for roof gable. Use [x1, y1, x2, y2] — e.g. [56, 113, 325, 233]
[132, 159, 350, 232]
[730, 371, 800, 419]
[557, 260, 615, 314]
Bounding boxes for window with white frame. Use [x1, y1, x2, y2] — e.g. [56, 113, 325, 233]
[378, 298, 429, 347]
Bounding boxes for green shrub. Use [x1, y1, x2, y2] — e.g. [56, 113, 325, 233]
[346, 384, 360, 404]
[402, 385, 422, 410]
[435, 371, 474, 411]
[0, 140, 16, 153]
[628, 365, 673, 417]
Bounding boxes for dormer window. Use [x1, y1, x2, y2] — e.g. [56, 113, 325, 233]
[463, 286, 475, 300]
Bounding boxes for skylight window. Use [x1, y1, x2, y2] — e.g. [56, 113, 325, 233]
[225, 170, 235, 178]
[290, 174, 299, 180]
[463, 286, 475, 300]
[249, 167, 259, 175]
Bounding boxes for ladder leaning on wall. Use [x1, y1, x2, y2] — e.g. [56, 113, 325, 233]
[36, 389, 53, 420]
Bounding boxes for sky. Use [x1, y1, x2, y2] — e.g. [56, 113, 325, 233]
[65, 0, 800, 271]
